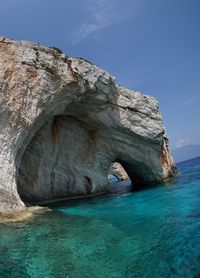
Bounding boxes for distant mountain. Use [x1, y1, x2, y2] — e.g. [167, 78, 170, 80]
[176, 156, 200, 167]
[172, 144, 200, 163]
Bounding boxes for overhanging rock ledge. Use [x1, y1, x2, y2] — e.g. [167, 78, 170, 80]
[0, 37, 177, 216]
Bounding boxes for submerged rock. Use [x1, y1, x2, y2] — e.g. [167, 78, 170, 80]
[0, 37, 177, 215]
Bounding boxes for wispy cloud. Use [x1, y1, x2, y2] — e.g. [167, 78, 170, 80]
[179, 95, 200, 109]
[71, 0, 131, 44]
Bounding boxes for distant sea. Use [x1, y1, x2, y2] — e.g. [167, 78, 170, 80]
[0, 157, 200, 277]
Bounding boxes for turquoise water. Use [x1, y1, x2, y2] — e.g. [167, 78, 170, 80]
[0, 158, 200, 277]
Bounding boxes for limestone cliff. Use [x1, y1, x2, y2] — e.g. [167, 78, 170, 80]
[0, 37, 177, 216]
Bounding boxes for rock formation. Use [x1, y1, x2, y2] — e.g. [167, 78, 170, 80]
[0, 37, 177, 216]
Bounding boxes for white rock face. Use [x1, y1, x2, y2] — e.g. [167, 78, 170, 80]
[0, 37, 177, 215]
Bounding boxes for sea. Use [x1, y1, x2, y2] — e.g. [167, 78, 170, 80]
[0, 157, 200, 278]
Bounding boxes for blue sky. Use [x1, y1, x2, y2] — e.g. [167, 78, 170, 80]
[1, 0, 200, 149]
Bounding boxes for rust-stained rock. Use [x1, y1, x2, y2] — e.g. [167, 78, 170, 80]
[0, 37, 177, 216]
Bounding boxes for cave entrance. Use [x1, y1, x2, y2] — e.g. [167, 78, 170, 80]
[108, 162, 132, 194]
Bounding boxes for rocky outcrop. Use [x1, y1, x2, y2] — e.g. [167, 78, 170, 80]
[0, 37, 177, 216]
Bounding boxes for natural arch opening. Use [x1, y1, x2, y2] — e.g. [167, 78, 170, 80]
[16, 93, 165, 204]
[108, 162, 132, 194]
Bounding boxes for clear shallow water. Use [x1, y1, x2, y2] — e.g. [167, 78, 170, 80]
[0, 158, 200, 278]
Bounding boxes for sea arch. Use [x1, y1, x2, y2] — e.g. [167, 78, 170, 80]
[0, 38, 176, 215]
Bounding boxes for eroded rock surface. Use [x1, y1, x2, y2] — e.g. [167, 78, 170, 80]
[0, 37, 177, 215]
